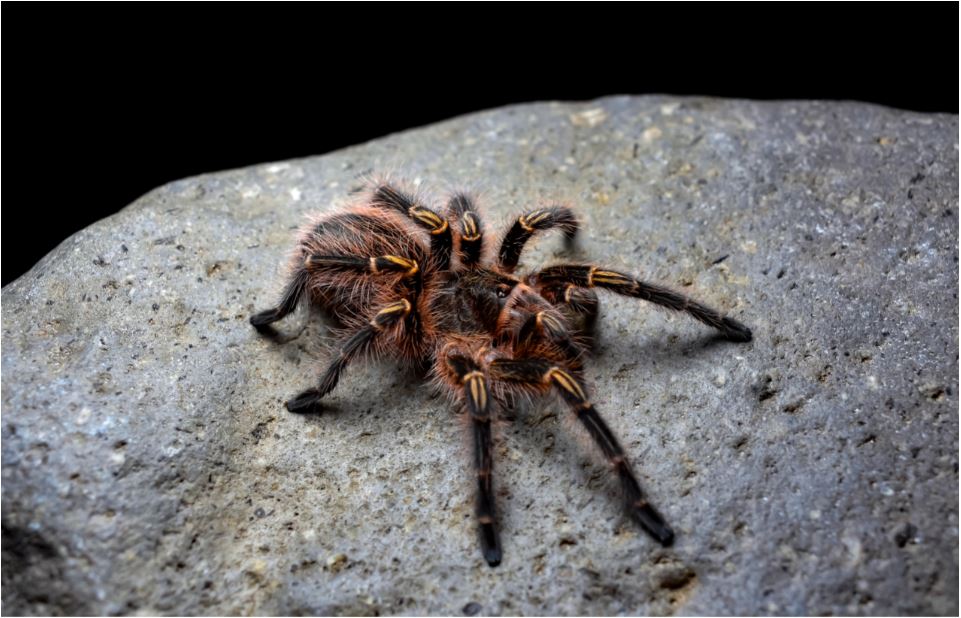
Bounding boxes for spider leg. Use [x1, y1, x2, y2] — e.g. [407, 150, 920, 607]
[531, 283, 601, 353]
[371, 183, 453, 270]
[447, 193, 484, 267]
[489, 358, 675, 546]
[304, 253, 422, 292]
[514, 309, 587, 370]
[445, 353, 502, 566]
[491, 284, 587, 368]
[286, 298, 412, 413]
[498, 205, 578, 273]
[304, 252, 426, 340]
[251, 252, 421, 335]
[304, 254, 420, 277]
[249, 266, 309, 332]
[534, 264, 752, 342]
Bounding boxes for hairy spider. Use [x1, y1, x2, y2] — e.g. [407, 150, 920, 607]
[250, 180, 752, 567]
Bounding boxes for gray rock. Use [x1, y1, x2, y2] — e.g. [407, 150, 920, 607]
[2, 97, 957, 616]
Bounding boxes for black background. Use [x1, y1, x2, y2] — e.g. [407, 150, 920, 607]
[3, 8, 957, 285]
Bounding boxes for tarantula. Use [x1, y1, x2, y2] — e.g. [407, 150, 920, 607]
[250, 180, 752, 567]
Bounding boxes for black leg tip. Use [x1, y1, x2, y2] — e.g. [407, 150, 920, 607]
[250, 310, 279, 331]
[285, 389, 324, 413]
[249, 310, 273, 326]
[632, 504, 675, 547]
[656, 526, 675, 547]
[641, 520, 675, 547]
[479, 523, 502, 567]
[483, 547, 502, 568]
[722, 317, 753, 343]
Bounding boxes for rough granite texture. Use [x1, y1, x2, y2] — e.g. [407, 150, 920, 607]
[2, 97, 958, 616]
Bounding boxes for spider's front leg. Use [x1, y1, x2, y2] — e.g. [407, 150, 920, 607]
[444, 352, 502, 567]
[489, 357, 675, 546]
[498, 205, 578, 273]
[535, 264, 752, 342]
[286, 298, 412, 412]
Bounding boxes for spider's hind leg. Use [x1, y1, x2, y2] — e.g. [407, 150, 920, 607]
[286, 298, 412, 413]
[250, 266, 309, 333]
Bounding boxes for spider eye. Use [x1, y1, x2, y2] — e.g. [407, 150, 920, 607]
[496, 285, 511, 299]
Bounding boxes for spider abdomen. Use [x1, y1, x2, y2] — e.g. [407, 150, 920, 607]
[297, 206, 429, 322]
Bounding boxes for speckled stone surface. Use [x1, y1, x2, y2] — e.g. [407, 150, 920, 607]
[2, 97, 958, 616]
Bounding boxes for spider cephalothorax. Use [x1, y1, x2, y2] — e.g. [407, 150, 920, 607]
[250, 180, 752, 567]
